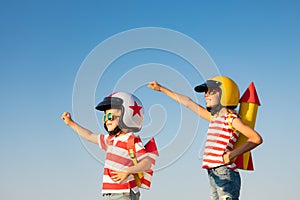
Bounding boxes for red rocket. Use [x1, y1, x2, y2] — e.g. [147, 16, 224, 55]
[234, 82, 261, 170]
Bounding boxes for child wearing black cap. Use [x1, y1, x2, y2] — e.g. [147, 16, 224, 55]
[148, 76, 262, 200]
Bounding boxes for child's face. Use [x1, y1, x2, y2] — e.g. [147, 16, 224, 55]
[104, 108, 121, 132]
[204, 88, 221, 108]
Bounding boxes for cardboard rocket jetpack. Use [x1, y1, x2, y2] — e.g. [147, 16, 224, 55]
[127, 136, 159, 189]
[233, 82, 261, 170]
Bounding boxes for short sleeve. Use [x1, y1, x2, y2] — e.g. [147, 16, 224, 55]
[98, 134, 108, 151]
[134, 137, 148, 162]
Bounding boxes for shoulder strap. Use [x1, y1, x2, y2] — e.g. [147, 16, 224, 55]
[127, 135, 143, 187]
[127, 135, 137, 163]
[227, 113, 238, 132]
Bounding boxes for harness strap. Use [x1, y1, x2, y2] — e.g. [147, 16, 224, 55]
[227, 113, 238, 132]
[127, 135, 144, 187]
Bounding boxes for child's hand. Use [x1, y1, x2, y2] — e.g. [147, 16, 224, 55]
[223, 152, 235, 164]
[148, 81, 161, 91]
[111, 171, 130, 183]
[61, 112, 73, 126]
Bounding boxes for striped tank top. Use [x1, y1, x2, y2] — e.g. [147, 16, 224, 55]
[202, 113, 239, 171]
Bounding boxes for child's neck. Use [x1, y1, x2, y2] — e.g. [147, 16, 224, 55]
[213, 107, 228, 118]
[115, 130, 128, 137]
[218, 108, 228, 116]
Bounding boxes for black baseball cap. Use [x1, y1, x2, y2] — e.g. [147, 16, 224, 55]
[194, 80, 222, 93]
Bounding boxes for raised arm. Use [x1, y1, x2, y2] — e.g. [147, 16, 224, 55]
[148, 81, 211, 121]
[61, 112, 98, 144]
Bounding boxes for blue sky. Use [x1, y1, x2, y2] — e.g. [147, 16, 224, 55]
[1, 1, 300, 199]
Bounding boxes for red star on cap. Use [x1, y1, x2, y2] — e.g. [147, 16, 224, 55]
[129, 101, 142, 116]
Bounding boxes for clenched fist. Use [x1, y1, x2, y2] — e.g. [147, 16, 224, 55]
[61, 112, 74, 126]
[148, 81, 161, 91]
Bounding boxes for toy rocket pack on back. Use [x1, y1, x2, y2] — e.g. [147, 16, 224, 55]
[234, 82, 261, 170]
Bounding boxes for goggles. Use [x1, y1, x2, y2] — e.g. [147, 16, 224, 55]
[103, 113, 120, 122]
[205, 88, 220, 96]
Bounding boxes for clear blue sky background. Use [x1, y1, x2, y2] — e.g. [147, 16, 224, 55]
[1, 1, 299, 199]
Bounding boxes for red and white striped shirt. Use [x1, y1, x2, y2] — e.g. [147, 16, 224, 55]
[202, 113, 239, 171]
[98, 133, 148, 194]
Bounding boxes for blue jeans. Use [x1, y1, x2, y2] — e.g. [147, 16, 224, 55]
[207, 166, 241, 200]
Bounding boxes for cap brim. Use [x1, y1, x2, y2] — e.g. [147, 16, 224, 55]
[194, 83, 208, 93]
[194, 80, 221, 93]
[95, 97, 123, 111]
